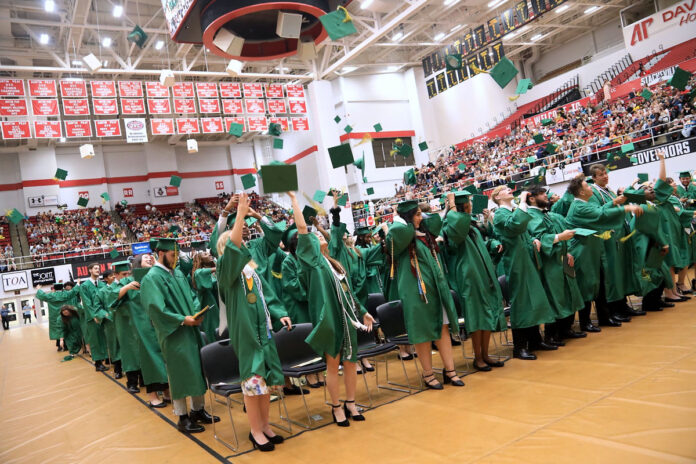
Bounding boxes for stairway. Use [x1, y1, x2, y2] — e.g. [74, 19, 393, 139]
[110, 209, 136, 243]
[11, 221, 32, 270]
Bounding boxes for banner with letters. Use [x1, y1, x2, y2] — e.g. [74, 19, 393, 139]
[622, 1, 696, 60]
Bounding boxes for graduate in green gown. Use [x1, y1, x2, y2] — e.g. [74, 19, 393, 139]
[36, 283, 79, 351]
[676, 171, 696, 200]
[288, 192, 375, 426]
[77, 263, 111, 371]
[525, 187, 587, 344]
[385, 199, 464, 389]
[550, 191, 574, 216]
[441, 192, 507, 371]
[59, 305, 83, 356]
[216, 193, 291, 450]
[99, 270, 122, 378]
[61, 282, 87, 353]
[354, 226, 388, 297]
[140, 238, 220, 434]
[563, 176, 644, 333]
[191, 251, 220, 344]
[491, 186, 556, 360]
[107, 260, 144, 394]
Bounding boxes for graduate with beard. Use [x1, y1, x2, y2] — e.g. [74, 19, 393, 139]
[36, 282, 80, 352]
[191, 250, 220, 344]
[99, 270, 122, 378]
[78, 263, 110, 372]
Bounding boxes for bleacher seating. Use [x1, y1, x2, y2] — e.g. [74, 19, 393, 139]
[117, 202, 215, 242]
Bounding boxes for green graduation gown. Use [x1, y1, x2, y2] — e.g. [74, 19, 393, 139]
[526, 208, 584, 319]
[106, 277, 142, 373]
[357, 243, 386, 296]
[676, 182, 696, 200]
[564, 199, 626, 302]
[61, 314, 83, 355]
[193, 268, 220, 344]
[550, 192, 574, 217]
[280, 253, 311, 324]
[442, 211, 506, 333]
[385, 221, 458, 344]
[99, 284, 120, 362]
[217, 240, 286, 385]
[654, 179, 690, 270]
[297, 233, 367, 362]
[330, 222, 367, 304]
[36, 288, 78, 340]
[79, 280, 109, 361]
[492, 207, 555, 329]
[141, 265, 207, 400]
[631, 204, 672, 295]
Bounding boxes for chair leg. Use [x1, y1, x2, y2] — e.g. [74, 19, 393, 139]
[270, 391, 293, 434]
[356, 358, 374, 409]
[382, 348, 419, 394]
[209, 390, 238, 452]
[279, 376, 322, 430]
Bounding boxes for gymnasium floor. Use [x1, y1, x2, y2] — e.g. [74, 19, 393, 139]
[1, 300, 695, 464]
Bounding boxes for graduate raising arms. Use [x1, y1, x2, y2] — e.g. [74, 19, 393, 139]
[287, 191, 375, 427]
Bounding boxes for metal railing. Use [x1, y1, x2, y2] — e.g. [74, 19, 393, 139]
[583, 54, 633, 98]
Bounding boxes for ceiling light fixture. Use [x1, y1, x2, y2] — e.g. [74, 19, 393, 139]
[450, 24, 462, 32]
[387, 65, 401, 72]
[155, 40, 164, 50]
[40, 33, 49, 44]
[530, 33, 543, 41]
[44, 0, 55, 12]
[361, 0, 374, 8]
[342, 66, 358, 73]
[102, 37, 112, 47]
[113, 5, 123, 17]
[102, 60, 109, 67]
[555, 5, 569, 14]
[434, 32, 445, 41]
[444, 0, 460, 6]
[487, 0, 505, 8]
[71, 60, 83, 66]
[584, 6, 600, 14]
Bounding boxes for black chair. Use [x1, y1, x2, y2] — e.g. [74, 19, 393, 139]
[215, 326, 229, 340]
[273, 323, 327, 429]
[496, 275, 514, 352]
[200, 330, 209, 346]
[449, 290, 475, 374]
[366, 293, 386, 329]
[375, 301, 421, 393]
[355, 328, 400, 407]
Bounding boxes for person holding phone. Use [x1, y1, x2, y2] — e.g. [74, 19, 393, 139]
[216, 193, 291, 452]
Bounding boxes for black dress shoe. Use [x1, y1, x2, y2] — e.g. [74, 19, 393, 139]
[612, 314, 631, 322]
[126, 385, 140, 393]
[283, 385, 309, 396]
[95, 364, 109, 372]
[664, 297, 686, 303]
[249, 432, 275, 451]
[263, 432, 284, 444]
[443, 369, 465, 386]
[114, 371, 123, 379]
[398, 353, 414, 361]
[546, 337, 565, 347]
[580, 323, 601, 333]
[343, 400, 366, 420]
[643, 305, 664, 311]
[513, 348, 537, 360]
[360, 360, 375, 372]
[626, 308, 647, 316]
[331, 405, 350, 427]
[307, 381, 324, 388]
[422, 372, 444, 390]
[189, 408, 220, 424]
[598, 318, 622, 327]
[149, 401, 166, 409]
[177, 415, 204, 434]
[659, 300, 675, 308]
[473, 362, 492, 372]
[561, 330, 587, 339]
[484, 359, 505, 368]
[530, 341, 558, 351]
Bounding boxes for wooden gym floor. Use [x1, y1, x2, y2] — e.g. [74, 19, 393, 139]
[1, 299, 696, 464]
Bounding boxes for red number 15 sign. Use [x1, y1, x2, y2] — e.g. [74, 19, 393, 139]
[123, 188, 134, 197]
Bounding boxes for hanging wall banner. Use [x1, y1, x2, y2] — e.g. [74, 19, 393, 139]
[268, 117, 289, 131]
[267, 99, 287, 114]
[118, 81, 143, 97]
[201, 117, 224, 133]
[291, 117, 310, 131]
[198, 98, 220, 113]
[173, 98, 197, 113]
[265, 83, 284, 98]
[64, 120, 92, 137]
[0, 99, 28, 116]
[151, 118, 175, 135]
[124, 118, 147, 142]
[59, 80, 87, 98]
[95, 119, 122, 137]
[285, 84, 305, 98]
[90, 81, 116, 97]
[146, 81, 170, 98]
[173, 82, 195, 98]
[176, 117, 200, 134]
[225, 117, 246, 132]
[92, 98, 118, 115]
[28, 79, 57, 97]
[222, 99, 243, 114]
[62, 98, 90, 115]
[288, 99, 307, 114]
[195, 82, 218, 98]
[247, 116, 268, 131]
[243, 83, 264, 98]
[1, 121, 31, 139]
[244, 99, 266, 114]
[31, 99, 59, 116]
[0, 79, 25, 97]
[121, 98, 146, 114]
[219, 82, 242, 98]
[147, 98, 172, 114]
[34, 121, 62, 138]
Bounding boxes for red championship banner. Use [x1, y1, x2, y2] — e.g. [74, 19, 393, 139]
[0, 79, 25, 97]
[222, 99, 243, 114]
[34, 121, 62, 138]
[150, 118, 175, 135]
[62, 98, 90, 115]
[92, 98, 118, 115]
[245, 98, 266, 114]
[1, 121, 31, 139]
[225, 117, 246, 132]
[288, 99, 307, 114]
[267, 99, 287, 114]
[198, 98, 220, 113]
[291, 117, 310, 131]
[0, 98, 28, 116]
[173, 98, 196, 113]
[31, 98, 59, 116]
[247, 116, 268, 131]
[146, 81, 170, 98]
[121, 98, 146, 114]
[147, 98, 172, 114]
[28, 79, 57, 97]
[201, 117, 224, 133]
[64, 120, 92, 137]
[94, 119, 122, 137]
[90, 81, 116, 98]
[118, 81, 143, 97]
[269, 117, 289, 131]
[195, 82, 218, 98]
[285, 84, 305, 98]
[219, 82, 242, 98]
[59, 80, 87, 98]
[243, 83, 264, 98]
[265, 83, 284, 98]
[173, 82, 195, 98]
[176, 117, 200, 134]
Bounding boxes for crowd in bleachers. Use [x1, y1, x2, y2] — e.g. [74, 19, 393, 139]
[198, 192, 292, 224]
[116, 203, 215, 242]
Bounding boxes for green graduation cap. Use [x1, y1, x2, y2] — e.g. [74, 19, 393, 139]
[445, 54, 462, 71]
[545, 143, 558, 154]
[637, 173, 649, 183]
[535, 167, 547, 183]
[679, 171, 692, 178]
[169, 175, 182, 187]
[397, 199, 418, 214]
[334, 115, 341, 123]
[273, 138, 284, 149]
[353, 156, 365, 173]
[109, 248, 119, 259]
[228, 122, 243, 137]
[191, 240, 208, 250]
[6, 208, 23, 224]
[526, 156, 536, 163]
[281, 224, 297, 247]
[112, 261, 130, 273]
[516, 78, 533, 95]
[396, 143, 413, 157]
[452, 191, 470, 205]
[430, 186, 438, 195]
[421, 213, 442, 237]
[629, 155, 638, 163]
[403, 168, 416, 186]
[245, 217, 257, 227]
[100, 192, 110, 202]
[463, 184, 479, 195]
[240, 173, 256, 190]
[77, 196, 88, 207]
[302, 205, 317, 223]
[366, 187, 374, 195]
[313, 189, 327, 202]
[418, 141, 428, 151]
[572, 228, 597, 237]
[268, 123, 282, 136]
[541, 118, 553, 126]
[623, 188, 646, 204]
[54, 168, 68, 181]
[319, 7, 358, 40]
[155, 237, 178, 251]
[533, 133, 544, 144]
[457, 163, 466, 171]
[472, 194, 489, 215]
[606, 152, 621, 162]
[640, 88, 653, 100]
[127, 25, 148, 48]
[344, 125, 353, 134]
[354, 226, 371, 236]
[668, 67, 691, 91]
[260, 163, 298, 193]
[373, 123, 383, 132]
[621, 142, 635, 154]
[328, 143, 354, 168]
[120, 199, 128, 206]
[337, 193, 348, 207]
[489, 57, 518, 89]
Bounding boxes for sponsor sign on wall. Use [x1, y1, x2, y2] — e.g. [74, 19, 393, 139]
[2, 271, 29, 291]
[31, 268, 56, 286]
[622, 1, 696, 60]
[124, 118, 148, 143]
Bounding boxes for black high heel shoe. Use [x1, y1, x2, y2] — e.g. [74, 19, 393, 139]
[263, 432, 284, 444]
[249, 432, 274, 451]
[422, 371, 443, 390]
[442, 369, 465, 387]
[360, 359, 375, 372]
[331, 404, 350, 427]
[343, 400, 365, 421]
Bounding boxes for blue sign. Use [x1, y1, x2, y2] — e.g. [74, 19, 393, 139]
[131, 242, 151, 255]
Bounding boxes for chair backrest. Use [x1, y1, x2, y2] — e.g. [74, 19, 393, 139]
[272, 323, 320, 368]
[366, 293, 386, 320]
[215, 327, 229, 340]
[375, 301, 407, 340]
[199, 339, 241, 386]
[498, 275, 509, 304]
[200, 330, 209, 345]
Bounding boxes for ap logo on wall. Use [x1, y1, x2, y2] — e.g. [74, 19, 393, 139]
[2, 271, 29, 291]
